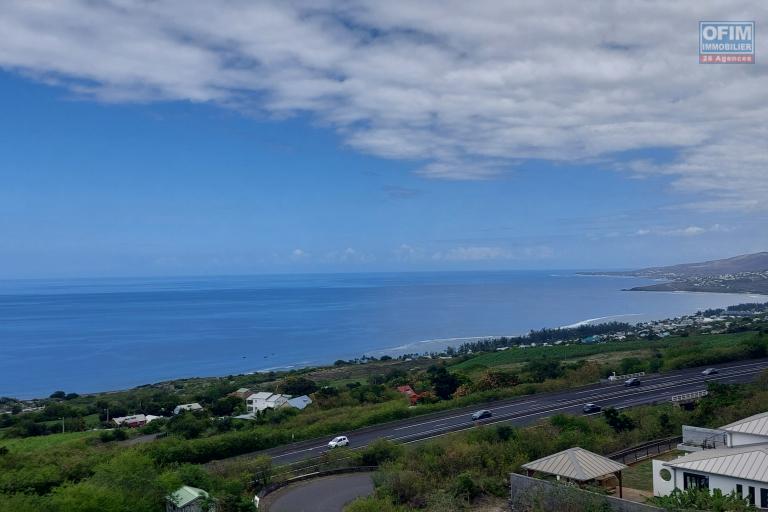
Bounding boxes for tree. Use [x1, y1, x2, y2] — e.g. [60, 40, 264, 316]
[167, 412, 209, 439]
[427, 366, 460, 400]
[49, 391, 66, 399]
[210, 396, 243, 417]
[523, 359, 564, 382]
[603, 407, 635, 433]
[281, 377, 318, 396]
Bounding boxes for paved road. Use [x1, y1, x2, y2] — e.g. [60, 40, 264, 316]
[241, 358, 768, 466]
[265, 473, 374, 512]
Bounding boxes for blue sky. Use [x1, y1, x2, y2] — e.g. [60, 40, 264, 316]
[0, 1, 766, 278]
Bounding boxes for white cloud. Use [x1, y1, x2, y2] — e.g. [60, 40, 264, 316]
[1, 1, 766, 210]
[290, 248, 309, 260]
[432, 245, 553, 261]
[633, 224, 729, 237]
[324, 247, 373, 263]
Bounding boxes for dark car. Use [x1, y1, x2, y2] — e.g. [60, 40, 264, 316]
[624, 377, 642, 387]
[471, 409, 492, 421]
[702, 368, 719, 376]
[582, 403, 602, 414]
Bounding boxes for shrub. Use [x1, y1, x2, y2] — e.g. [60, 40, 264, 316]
[357, 439, 403, 467]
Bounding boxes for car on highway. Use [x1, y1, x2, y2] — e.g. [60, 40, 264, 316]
[328, 435, 349, 448]
[582, 403, 602, 414]
[624, 377, 642, 387]
[702, 368, 719, 376]
[471, 409, 493, 421]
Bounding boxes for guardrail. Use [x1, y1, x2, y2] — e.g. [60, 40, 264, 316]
[671, 390, 708, 403]
[607, 371, 645, 382]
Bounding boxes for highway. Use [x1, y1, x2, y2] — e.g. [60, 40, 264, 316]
[245, 358, 768, 466]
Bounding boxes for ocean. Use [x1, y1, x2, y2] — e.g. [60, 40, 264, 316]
[0, 271, 762, 398]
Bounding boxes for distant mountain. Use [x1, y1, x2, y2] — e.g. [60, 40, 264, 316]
[582, 252, 768, 294]
[624, 252, 768, 279]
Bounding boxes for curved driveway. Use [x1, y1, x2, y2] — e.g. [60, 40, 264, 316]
[265, 473, 374, 512]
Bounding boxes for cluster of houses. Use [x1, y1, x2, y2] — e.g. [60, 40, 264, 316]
[515, 410, 768, 510]
[653, 411, 768, 508]
[242, 390, 313, 415]
[110, 388, 315, 429]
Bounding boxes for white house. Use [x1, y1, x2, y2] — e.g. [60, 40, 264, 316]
[173, 403, 203, 415]
[653, 411, 768, 508]
[653, 444, 768, 508]
[245, 392, 291, 413]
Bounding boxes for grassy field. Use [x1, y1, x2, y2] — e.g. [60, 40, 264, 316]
[0, 430, 98, 452]
[450, 332, 758, 372]
[621, 451, 683, 492]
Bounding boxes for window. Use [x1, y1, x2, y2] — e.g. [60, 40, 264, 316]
[748, 486, 755, 506]
[736, 484, 743, 498]
[659, 469, 672, 482]
[683, 472, 709, 490]
[760, 488, 768, 509]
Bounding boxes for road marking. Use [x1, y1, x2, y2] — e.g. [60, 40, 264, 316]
[265, 361, 768, 462]
[392, 399, 540, 430]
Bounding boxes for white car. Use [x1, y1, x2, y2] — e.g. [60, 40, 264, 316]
[702, 368, 719, 376]
[328, 435, 349, 448]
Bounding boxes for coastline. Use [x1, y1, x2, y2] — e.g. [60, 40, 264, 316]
[1, 272, 762, 400]
[7, 291, 766, 402]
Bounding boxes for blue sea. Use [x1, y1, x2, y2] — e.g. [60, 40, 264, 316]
[0, 271, 763, 398]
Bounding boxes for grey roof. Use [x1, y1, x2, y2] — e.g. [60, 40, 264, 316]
[168, 485, 209, 508]
[247, 391, 273, 401]
[287, 395, 313, 410]
[663, 443, 768, 483]
[721, 411, 768, 436]
[521, 447, 627, 481]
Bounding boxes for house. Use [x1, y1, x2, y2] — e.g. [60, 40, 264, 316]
[173, 403, 203, 415]
[245, 392, 291, 413]
[396, 385, 420, 405]
[228, 387, 252, 399]
[112, 414, 163, 428]
[653, 444, 768, 508]
[653, 411, 768, 508]
[166, 485, 216, 512]
[113, 414, 147, 428]
[286, 395, 313, 410]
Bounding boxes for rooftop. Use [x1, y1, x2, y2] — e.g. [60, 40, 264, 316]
[521, 447, 627, 481]
[721, 411, 768, 437]
[168, 485, 209, 508]
[663, 443, 768, 483]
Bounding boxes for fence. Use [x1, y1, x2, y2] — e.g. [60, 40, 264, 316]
[671, 390, 708, 403]
[680, 425, 727, 450]
[607, 371, 646, 383]
[608, 436, 682, 465]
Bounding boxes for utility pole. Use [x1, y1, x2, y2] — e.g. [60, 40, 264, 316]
[106, 408, 109, 424]
[61, 417, 65, 434]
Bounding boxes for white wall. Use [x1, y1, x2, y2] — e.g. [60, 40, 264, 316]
[652, 460, 675, 497]
[729, 432, 768, 447]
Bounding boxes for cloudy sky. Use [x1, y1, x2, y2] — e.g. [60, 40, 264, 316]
[0, 0, 766, 277]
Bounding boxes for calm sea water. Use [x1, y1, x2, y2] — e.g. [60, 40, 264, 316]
[0, 271, 762, 398]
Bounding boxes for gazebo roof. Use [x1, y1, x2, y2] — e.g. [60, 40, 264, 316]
[521, 447, 627, 481]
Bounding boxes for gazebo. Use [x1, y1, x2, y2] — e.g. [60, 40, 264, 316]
[521, 447, 628, 498]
